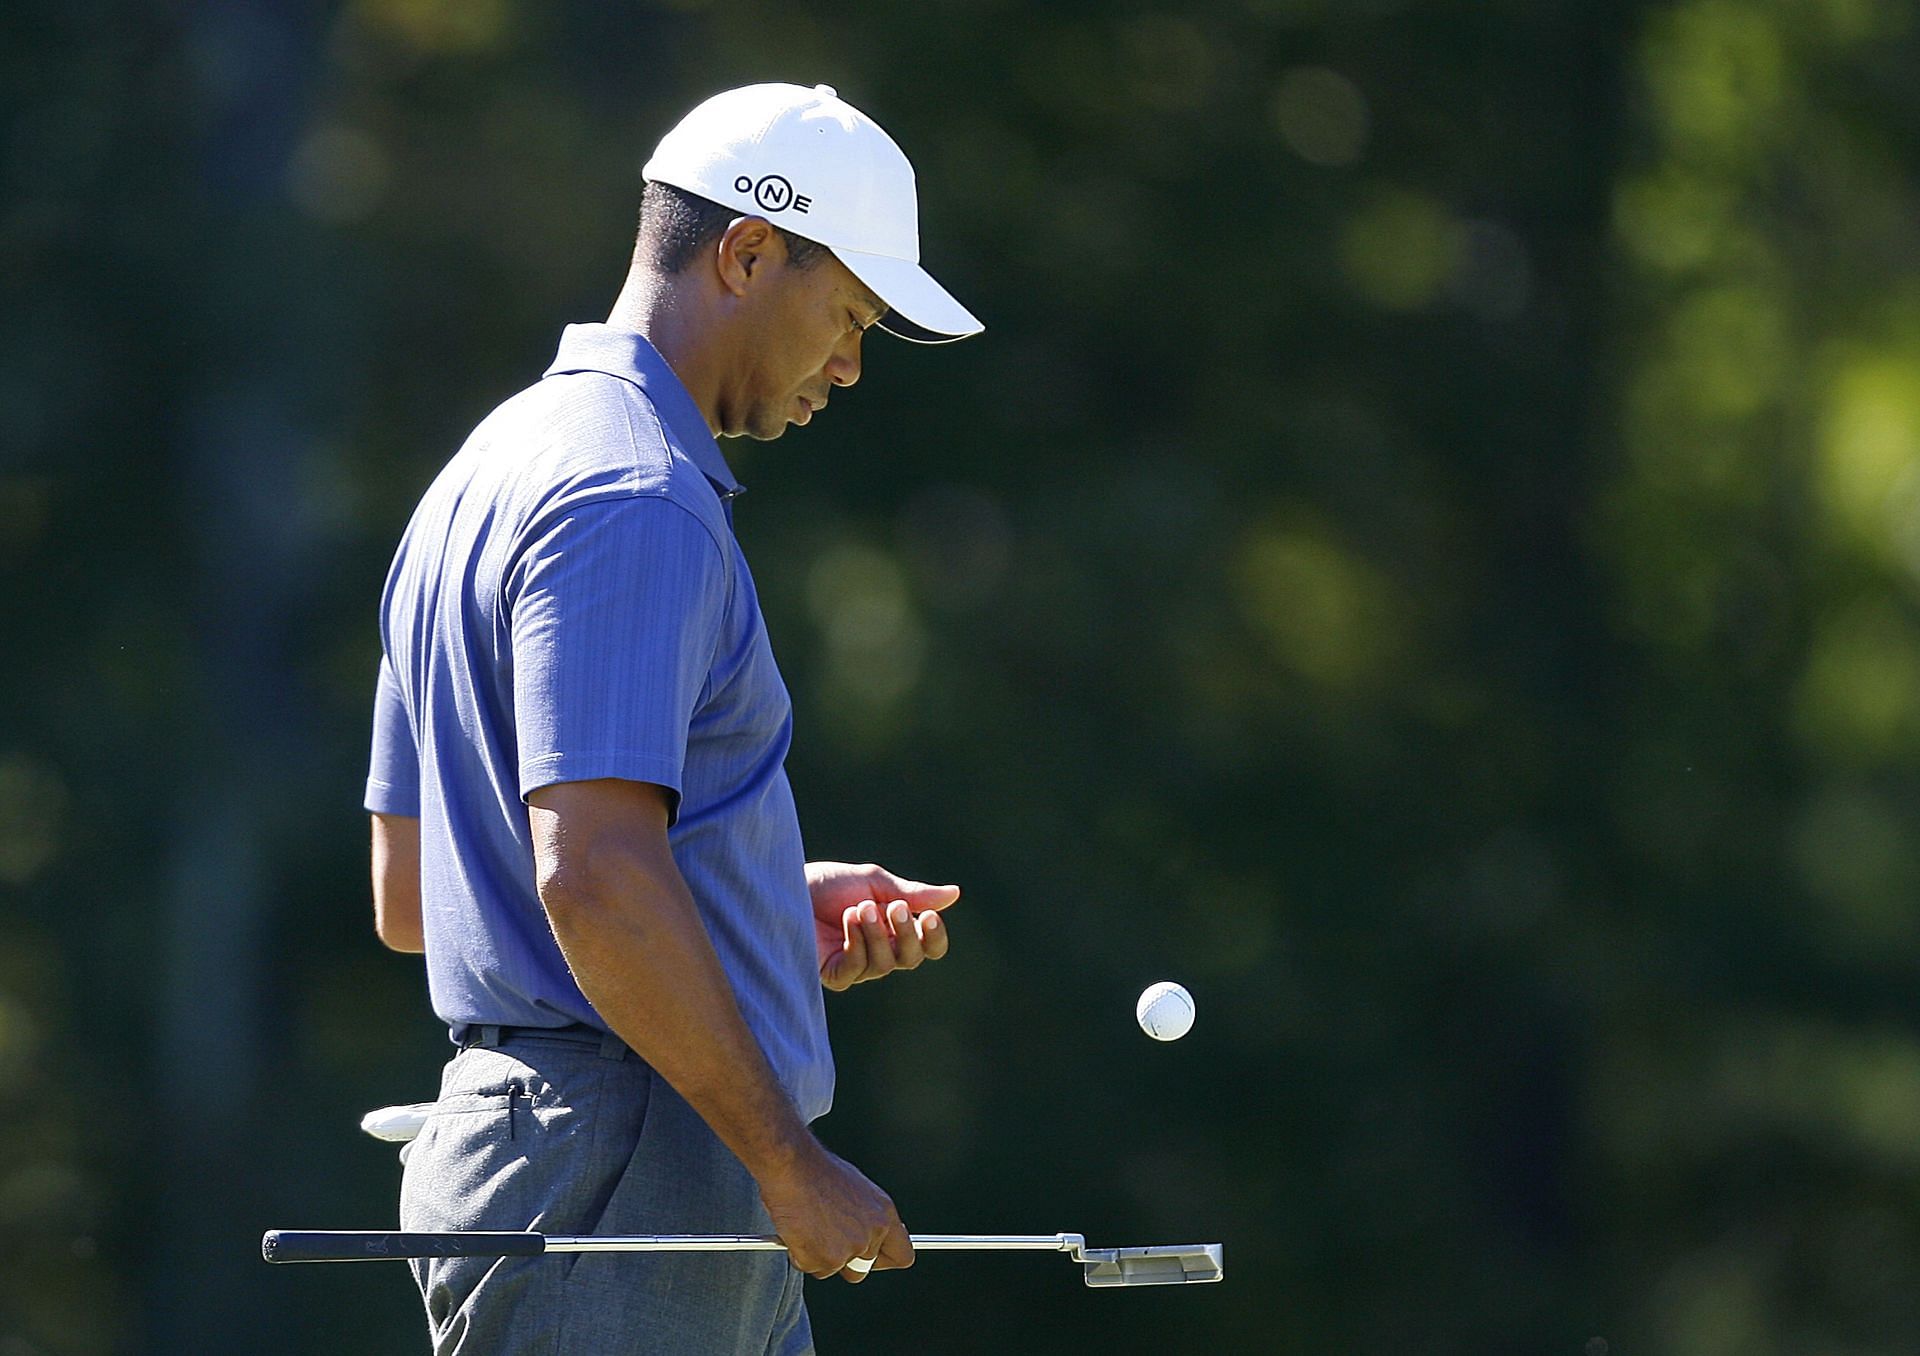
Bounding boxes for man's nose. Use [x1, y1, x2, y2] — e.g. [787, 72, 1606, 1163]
[827, 332, 863, 388]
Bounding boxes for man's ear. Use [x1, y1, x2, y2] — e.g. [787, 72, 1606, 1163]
[714, 216, 784, 297]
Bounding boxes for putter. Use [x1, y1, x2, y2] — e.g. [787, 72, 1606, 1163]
[314, 1103, 1223, 1288]
[261, 1229, 1224, 1288]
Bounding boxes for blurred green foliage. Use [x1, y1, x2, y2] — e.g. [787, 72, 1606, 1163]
[6, 0, 1920, 1351]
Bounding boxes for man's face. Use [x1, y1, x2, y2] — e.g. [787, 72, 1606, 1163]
[716, 241, 887, 442]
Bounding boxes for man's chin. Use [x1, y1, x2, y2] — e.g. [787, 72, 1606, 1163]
[721, 416, 790, 442]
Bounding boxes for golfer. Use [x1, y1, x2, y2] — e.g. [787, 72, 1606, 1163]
[363, 82, 982, 1353]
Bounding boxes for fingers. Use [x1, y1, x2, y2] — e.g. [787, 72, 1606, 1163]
[885, 900, 925, 969]
[883, 900, 951, 966]
[876, 1221, 915, 1270]
[838, 1231, 883, 1284]
[824, 899, 953, 988]
[855, 901, 898, 979]
[838, 1222, 913, 1284]
[855, 901, 930, 978]
[794, 1227, 871, 1281]
[917, 906, 948, 961]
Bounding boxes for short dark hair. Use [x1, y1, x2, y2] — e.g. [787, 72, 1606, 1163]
[637, 181, 831, 275]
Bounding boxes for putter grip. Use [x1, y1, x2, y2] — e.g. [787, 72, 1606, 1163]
[262, 1230, 546, 1263]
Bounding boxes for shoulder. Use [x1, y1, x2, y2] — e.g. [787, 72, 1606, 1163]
[490, 372, 731, 546]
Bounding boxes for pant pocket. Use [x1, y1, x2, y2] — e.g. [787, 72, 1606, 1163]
[400, 1046, 616, 1353]
[553, 1059, 654, 1256]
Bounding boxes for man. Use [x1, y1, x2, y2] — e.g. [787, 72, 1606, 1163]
[363, 82, 982, 1353]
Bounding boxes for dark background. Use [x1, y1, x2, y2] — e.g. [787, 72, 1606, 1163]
[7, 0, 1920, 1351]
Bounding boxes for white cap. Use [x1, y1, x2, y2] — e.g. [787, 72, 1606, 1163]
[642, 82, 983, 344]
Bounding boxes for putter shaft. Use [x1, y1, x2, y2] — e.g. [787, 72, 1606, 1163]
[262, 1230, 1085, 1261]
[544, 1232, 1082, 1253]
[260, 1229, 1223, 1286]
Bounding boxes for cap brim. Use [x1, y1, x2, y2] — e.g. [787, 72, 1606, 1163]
[829, 247, 984, 344]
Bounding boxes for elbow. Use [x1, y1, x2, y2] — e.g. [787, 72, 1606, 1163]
[537, 849, 667, 943]
[376, 915, 426, 954]
[373, 886, 426, 953]
[535, 860, 604, 935]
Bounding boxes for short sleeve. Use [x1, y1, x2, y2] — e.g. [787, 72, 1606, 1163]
[508, 496, 727, 816]
[366, 655, 421, 816]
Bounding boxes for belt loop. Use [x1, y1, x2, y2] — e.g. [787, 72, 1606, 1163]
[598, 1030, 627, 1061]
[478, 1024, 502, 1049]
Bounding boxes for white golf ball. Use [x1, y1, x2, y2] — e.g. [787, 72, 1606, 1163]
[1136, 981, 1195, 1041]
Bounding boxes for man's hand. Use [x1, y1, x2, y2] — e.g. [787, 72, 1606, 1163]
[807, 861, 959, 992]
[757, 1135, 914, 1283]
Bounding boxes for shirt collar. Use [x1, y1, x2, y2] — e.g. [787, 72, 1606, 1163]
[542, 323, 746, 500]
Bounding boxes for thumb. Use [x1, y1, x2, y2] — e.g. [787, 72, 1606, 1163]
[894, 880, 960, 912]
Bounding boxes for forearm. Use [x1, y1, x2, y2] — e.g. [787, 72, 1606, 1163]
[524, 782, 904, 1278]
[541, 850, 814, 1183]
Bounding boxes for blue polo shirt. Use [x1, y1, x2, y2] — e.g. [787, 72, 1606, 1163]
[366, 324, 833, 1121]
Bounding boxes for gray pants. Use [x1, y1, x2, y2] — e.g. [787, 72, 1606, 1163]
[399, 1026, 813, 1355]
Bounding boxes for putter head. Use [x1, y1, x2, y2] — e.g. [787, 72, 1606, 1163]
[1073, 1242, 1225, 1287]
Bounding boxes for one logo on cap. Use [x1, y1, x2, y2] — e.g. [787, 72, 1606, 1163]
[735, 174, 811, 214]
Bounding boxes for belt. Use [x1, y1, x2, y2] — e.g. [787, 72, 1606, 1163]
[460, 1023, 631, 1061]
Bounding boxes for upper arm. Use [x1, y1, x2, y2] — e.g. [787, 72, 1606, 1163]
[508, 497, 727, 820]
[367, 655, 423, 952]
[371, 811, 424, 953]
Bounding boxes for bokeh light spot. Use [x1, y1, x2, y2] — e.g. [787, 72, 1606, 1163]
[1663, 284, 1790, 418]
[1817, 352, 1920, 568]
[1339, 188, 1463, 311]
[350, 0, 512, 53]
[1271, 67, 1370, 168]
[1614, 169, 1740, 274]
[1237, 520, 1400, 688]
[1642, 2, 1788, 157]
[806, 543, 927, 722]
[1789, 784, 1920, 954]
[1794, 602, 1920, 764]
[1119, 15, 1217, 112]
